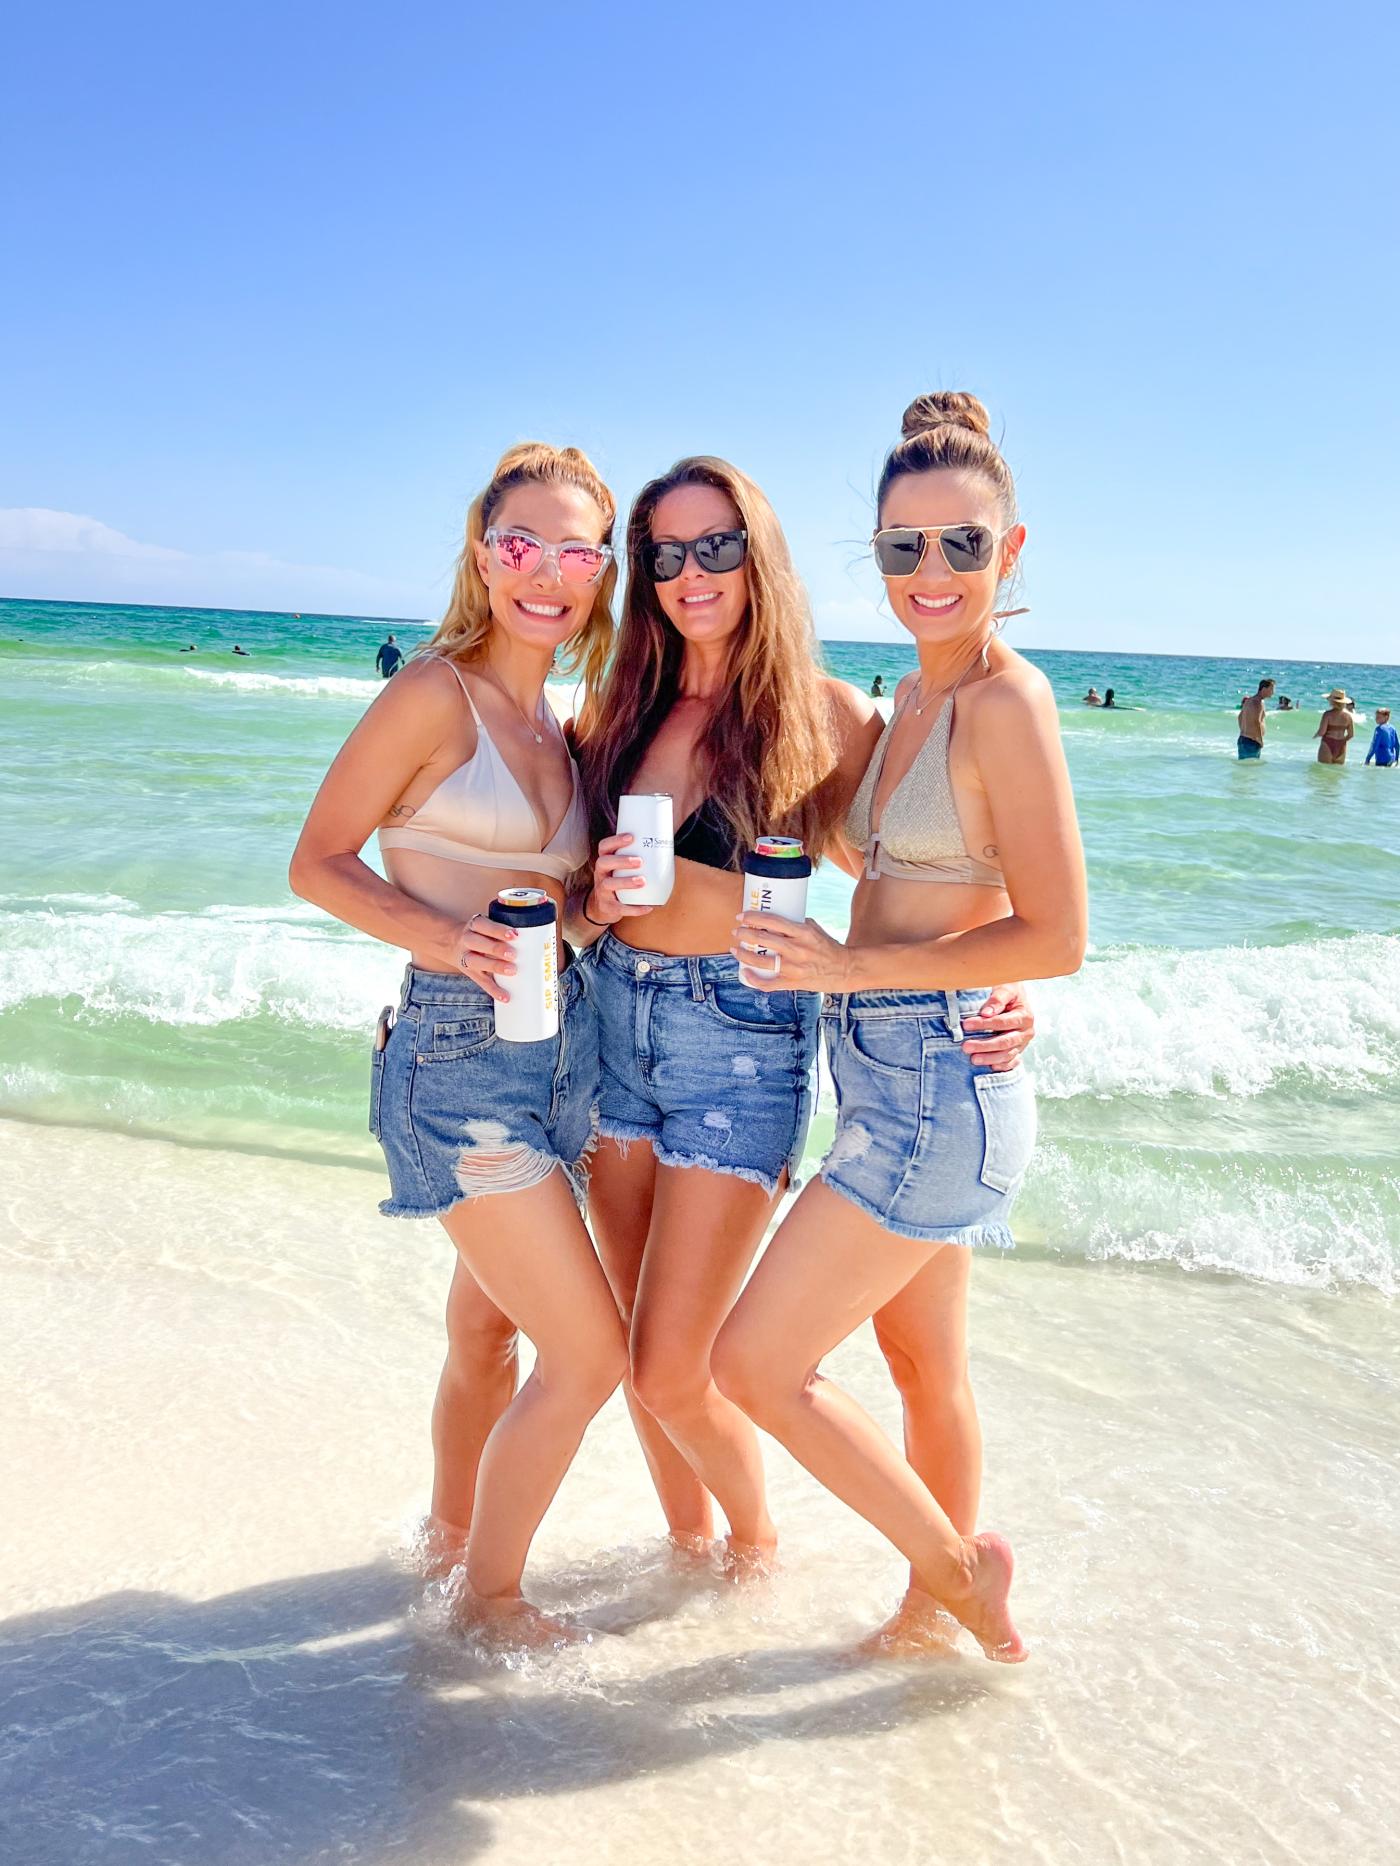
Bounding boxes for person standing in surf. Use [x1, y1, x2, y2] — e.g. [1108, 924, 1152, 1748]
[571, 455, 1038, 1572]
[290, 443, 627, 1646]
[716, 393, 1086, 1661]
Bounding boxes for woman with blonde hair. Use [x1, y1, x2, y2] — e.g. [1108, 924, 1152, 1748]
[715, 394, 1087, 1660]
[290, 443, 626, 1644]
[573, 456, 1036, 1569]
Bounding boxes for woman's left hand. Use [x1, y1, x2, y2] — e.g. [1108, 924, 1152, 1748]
[960, 983, 1035, 1072]
[730, 913, 853, 993]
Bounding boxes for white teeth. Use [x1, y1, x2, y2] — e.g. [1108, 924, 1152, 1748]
[681, 592, 719, 605]
[911, 594, 959, 611]
[519, 601, 566, 617]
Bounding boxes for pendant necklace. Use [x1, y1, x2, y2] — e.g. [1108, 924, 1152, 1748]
[482, 667, 546, 743]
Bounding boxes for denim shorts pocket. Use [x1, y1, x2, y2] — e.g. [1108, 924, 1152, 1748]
[846, 1017, 922, 1080]
[369, 1048, 385, 1138]
[706, 979, 800, 1033]
[974, 1064, 1037, 1192]
[419, 1014, 495, 1061]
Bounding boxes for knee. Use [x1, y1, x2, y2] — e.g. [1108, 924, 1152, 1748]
[876, 1332, 970, 1411]
[629, 1338, 713, 1423]
[444, 1294, 518, 1381]
[542, 1330, 628, 1416]
[711, 1323, 794, 1427]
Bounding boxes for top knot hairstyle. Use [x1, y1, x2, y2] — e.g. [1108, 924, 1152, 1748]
[421, 441, 619, 693]
[878, 391, 1018, 529]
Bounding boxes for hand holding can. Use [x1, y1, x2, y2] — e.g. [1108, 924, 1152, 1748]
[738, 837, 812, 982]
[615, 794, 675, 905]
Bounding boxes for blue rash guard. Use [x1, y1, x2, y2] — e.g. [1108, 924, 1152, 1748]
[1365, 723, 1398, 766]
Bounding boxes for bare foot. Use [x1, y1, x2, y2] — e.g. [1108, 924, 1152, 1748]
[450, 1589, 588, 1653]
[719, 1532, 779, 1583]
[667, 1531, 720, 1567]
[415, 1516, 469, 1582]
[857, 1587, 961, 1659]
[939, 1532, 1028, 1664]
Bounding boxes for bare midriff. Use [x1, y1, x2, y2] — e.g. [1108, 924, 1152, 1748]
[382, 847, 570, 970]
[846, 871, 1011, 957]
[613, 855, 746, 958]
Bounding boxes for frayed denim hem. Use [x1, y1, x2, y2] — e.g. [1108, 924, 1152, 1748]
[595, 1119, 781, 1195]
[818, 1172, 1017, 1250]
[377, 1146, 591, 1221]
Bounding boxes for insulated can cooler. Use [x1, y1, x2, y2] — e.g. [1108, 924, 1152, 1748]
[740, 837, 812, 980]
[488, 888, 559, 1042]
[616, 793, 675, 905]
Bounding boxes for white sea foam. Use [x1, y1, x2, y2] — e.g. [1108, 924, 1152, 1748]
[182, 667, 380, 699]
[0, 902, 400, 1029]
[1031, 932, 1400, 1100]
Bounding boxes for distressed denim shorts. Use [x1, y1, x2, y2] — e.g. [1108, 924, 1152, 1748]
[819, 988, 1037, 1248]
[370, 963, 599, 1220]
[585, 932, 820, 1195]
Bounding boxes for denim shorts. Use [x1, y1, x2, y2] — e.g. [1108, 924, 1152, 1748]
[584, 932, 820, 1195]
[819, 988, 1037, 1248]
[370, 963, 599, 1220]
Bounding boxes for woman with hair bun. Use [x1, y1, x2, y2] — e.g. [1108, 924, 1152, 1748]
[572, 456, 1038, 1574]
[716, 393, 1086, 1660]
[290, 444, 627, 1646]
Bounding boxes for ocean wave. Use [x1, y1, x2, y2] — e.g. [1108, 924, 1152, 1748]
[0, 902, 401, 1030]
[1032, 934, 1400, 1100]
[1024, 1139, 1398, 1293]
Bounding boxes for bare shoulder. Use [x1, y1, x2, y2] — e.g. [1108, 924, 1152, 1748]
[821, 674, 879, 730]
[970, 649, 1058, 728]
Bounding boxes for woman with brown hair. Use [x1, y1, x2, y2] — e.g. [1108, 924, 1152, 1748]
[573, 456, 1036, 1569]
[714, 394, 1087, 1660]
[289, 443, 627, 1645]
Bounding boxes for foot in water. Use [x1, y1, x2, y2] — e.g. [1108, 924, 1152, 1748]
[857, 1587, 961, 1659]
[719, 1531, 779, 1583]
[937, 1532, 1028, 1664]
[414, 1515, 469, 1581]
[450, 1589, 589, 1653]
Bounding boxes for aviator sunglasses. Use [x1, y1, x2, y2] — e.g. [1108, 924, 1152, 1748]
[645, 528, 749, 583]
[485, 526, 613, 585]
[872, 523, 1004, 578]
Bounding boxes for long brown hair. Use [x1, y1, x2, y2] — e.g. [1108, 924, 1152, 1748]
[579, 457, 844, 863]
[420, 441, 618, 693]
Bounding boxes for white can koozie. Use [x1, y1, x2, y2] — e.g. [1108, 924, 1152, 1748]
[616, 793, 675, 905]
[488, 889, 559, 1042]
[740, 838, 812, 982]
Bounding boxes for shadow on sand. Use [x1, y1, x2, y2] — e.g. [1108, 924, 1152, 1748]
[0, 1554, 995, 1864]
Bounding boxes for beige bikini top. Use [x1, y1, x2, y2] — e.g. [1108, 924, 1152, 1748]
[378, 659, 588, 883]
[845, 652, 1006, 887]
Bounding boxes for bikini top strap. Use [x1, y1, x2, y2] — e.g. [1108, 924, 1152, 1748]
[437, 655, 484, 725]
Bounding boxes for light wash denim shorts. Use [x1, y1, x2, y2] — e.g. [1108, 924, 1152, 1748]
[584, 932, 820, 1195]
[370, 963, 599, 1219]
[819, 988, 1037, 1248]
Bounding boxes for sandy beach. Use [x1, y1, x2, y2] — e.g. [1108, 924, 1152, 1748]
[6, 1117, 1398, 1865]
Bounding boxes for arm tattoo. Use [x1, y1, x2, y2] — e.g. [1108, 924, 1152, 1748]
[386, 804, 417, 821]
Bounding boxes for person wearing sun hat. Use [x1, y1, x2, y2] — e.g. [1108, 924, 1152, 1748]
[1315, 688, 1355, 764]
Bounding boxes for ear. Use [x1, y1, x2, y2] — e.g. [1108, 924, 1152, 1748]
[1000, 522, 1027, 579]
[472, 536, 492, 584]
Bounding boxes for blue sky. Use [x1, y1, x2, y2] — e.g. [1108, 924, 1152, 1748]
[3, 0, 1396, 658]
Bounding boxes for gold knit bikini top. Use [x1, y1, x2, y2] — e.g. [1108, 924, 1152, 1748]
[845, 651, 1006, 888]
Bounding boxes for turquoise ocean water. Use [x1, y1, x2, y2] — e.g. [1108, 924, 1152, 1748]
[4, 596, 1398, 1291]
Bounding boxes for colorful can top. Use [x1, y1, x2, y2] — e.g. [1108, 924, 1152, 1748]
[754, 836, 805, 858]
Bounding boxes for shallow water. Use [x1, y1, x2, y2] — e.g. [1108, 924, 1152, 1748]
[5, 1124, 1399, 1866]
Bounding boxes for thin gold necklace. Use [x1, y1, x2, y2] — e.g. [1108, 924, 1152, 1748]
[479, 666, 547, 744]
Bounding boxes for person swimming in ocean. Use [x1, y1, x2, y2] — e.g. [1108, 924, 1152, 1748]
[232, 644, 250, 656]
[1102, 688, 1117, 708]
[1082, 687, 1102, 706]
[376, 633, 405, 679]
[1237, 677, 1275, 758]
[1315, 689, 1354, 764]
[1365, 706, 1397, 767]
[870, 674, 886, 697]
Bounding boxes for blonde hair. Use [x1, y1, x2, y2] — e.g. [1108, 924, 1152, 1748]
[579, 456, 844, 862]
[421, 442, 618, 692]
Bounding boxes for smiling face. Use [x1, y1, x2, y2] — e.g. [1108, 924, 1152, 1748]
[648, 482, 750, 647]
[877, 468, 1024, 647]
[472, 481, 609, 655]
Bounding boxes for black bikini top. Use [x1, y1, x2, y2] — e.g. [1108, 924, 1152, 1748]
[673, 797, 740, 871]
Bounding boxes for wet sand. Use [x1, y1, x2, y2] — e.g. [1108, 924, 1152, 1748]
[4, 1119, 1398, 1865]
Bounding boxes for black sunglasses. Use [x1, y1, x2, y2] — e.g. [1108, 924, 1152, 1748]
[645, 528, 748, 583]
[872, 523, 1002, 578]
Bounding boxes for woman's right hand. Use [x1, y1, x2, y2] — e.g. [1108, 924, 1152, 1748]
[421, 913, 519, 1003]
[586, 833, 652, 924]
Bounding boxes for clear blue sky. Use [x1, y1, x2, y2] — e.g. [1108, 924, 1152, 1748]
[3, 0, 1397, 658]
